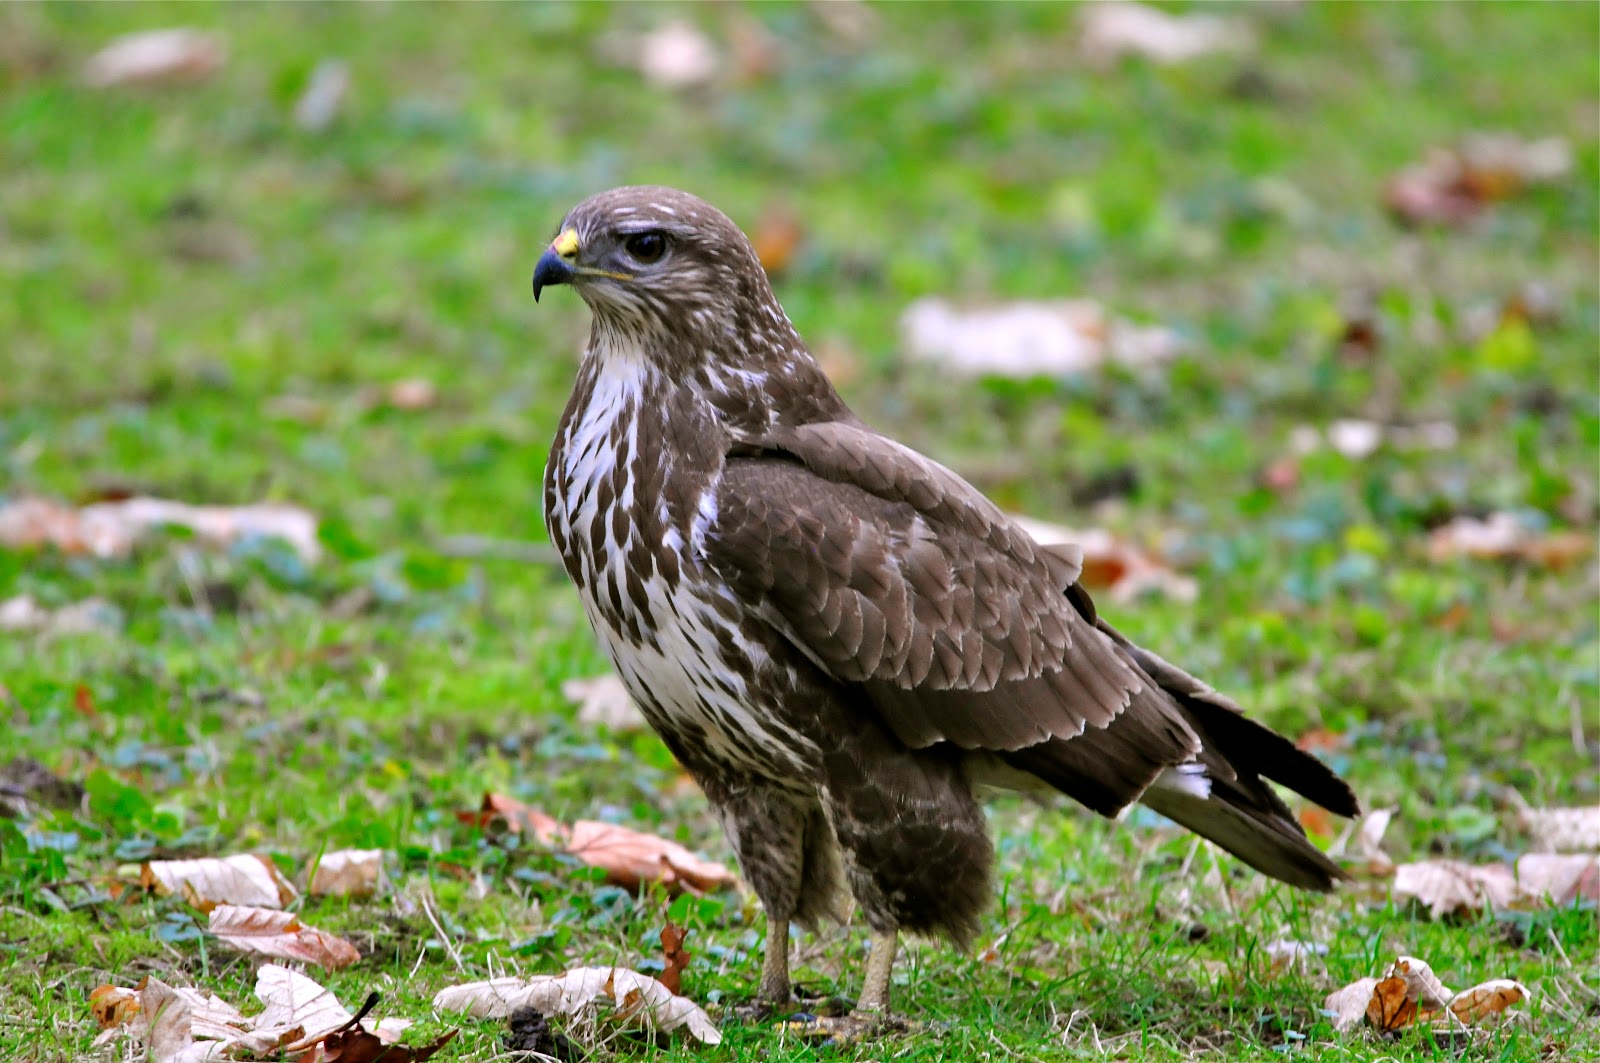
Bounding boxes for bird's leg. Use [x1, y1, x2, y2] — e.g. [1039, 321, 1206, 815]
[853, 929, 898, 1014]
[784, 928, 911, 1044]
[758, 915, 791, 1005]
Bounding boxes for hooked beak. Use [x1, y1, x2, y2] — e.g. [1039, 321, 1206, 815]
[532, 228, 580, 303]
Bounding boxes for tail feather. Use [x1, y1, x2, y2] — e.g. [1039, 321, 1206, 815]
[1098, 619, 1360, 892]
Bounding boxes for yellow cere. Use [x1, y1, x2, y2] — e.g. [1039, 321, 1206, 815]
[552, 228, 580, 258]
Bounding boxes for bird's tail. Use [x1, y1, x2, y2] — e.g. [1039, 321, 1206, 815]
[1109, 626, 1360, 892]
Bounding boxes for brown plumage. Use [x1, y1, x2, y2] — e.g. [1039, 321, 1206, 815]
[535, 186, 1359, 1021]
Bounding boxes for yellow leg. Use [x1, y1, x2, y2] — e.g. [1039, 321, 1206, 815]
[854, 929, 898, 1014]
[759, 917, 791, 1004]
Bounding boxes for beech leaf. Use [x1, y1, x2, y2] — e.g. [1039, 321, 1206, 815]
[433, 966, 721, 1045]
[141, 854, 297, 911]
[209, 905, 361, 969]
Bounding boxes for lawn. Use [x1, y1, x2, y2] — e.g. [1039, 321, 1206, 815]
[1, 2, 1596, 1060]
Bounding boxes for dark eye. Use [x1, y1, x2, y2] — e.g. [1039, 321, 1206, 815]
[624, 232, 667, 264]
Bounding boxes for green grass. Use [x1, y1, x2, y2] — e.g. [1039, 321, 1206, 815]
[2, 2, 1596, 1060]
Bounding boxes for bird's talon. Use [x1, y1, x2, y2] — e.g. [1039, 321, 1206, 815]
[782, 1011, 913, 1045]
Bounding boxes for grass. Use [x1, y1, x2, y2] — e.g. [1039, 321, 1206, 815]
[1, 2, 1596, 1060]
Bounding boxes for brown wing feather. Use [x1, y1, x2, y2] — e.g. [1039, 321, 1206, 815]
[707, 423, 1201, 802]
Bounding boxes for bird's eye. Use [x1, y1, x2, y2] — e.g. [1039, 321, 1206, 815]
[623, 232, 667, 264]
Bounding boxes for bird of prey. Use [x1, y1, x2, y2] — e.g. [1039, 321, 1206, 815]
[534, 186, 1359, 1033]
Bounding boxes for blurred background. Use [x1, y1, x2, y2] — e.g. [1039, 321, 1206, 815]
[0, 2, 1596, 1054]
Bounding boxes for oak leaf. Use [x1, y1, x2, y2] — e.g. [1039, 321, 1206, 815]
[141, 854, 297, 911]
[434, 966, 721, 1045]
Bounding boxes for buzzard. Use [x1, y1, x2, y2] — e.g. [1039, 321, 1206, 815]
[534, 186, 1359, 1030]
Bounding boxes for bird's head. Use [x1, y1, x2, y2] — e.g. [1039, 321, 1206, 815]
[533, 186, 773, 341]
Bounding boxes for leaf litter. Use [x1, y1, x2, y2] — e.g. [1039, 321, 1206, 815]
[91, 964, 453, 1062]
[434, 965, 721, 1046]
[0, 495, 320, 563]
[1325, 955, 1531, 1037]
[900, 297, 1187, 379]
[460, 792, 738, 895]
[208, 904, 361, 970]
[140, 854, 298, 911]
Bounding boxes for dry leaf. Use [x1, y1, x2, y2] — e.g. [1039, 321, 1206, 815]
[1365, 976, 1418, 1033]
[752, 205, 805, 275]
[1324, 976, 1378, 1032]
[562, 674, 645, 732]
[1353, 807, 1397, 873]
[1427, 511, 1591, 569]
[0, 496, 320, 563]
[1326, 955, 1533, 1037]
[0, 594, 121, 636]
[808, 0, 880, 45]
[385, 378, 438, 411]
[1448, 979, 1531, 1025]
[208, 904, 361, 969]
[433, 966, 721, 1045]
[142, 854, 298, 911]
[659, 923, 691, 996]
[293, 59, 349, 132]
[89, 984, 141, 1029]
[1516, 852, 1600, 905]
[1393, 859, 1518, 919]
[1518, 804, 1600, 853]
[1386, 135, 1573, 226]
[1080, 1, 1254, 67]
[637, 21, 718, 89]
[1290, 420, 1458, 460]
[309, 849, 384, 898]
[255, 964, 359, 1041]
[1012, 516, 1197, 603]
[460, 793, 738, 895]
[83, 29, 225, 88]
[1386, 956, 1453, 1013]
[901, 297, 1186, 379]
[1394, 853, 1598, 918]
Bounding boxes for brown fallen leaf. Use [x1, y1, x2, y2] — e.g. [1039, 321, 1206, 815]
[281, 991, 456, 1062]
[383, 378, 438, 411]
[89, 984, 141, 1029]
[141, 854, 298, 912]
[1516, 852, 1600, 905]
[1079, 1, 1254, 66]
[562, 674, 645, 732]
[1392, 859, 1518, 919]
[460, 793, 738, 895]
[1447, 979, 1532, 1025]
[308, 849, 385, 898]
[433, 966, 721, 1045]
[659, 923, 691, 996]
[0, 496, 320, 563]
[1011, 516, 1197, 603]
[1323, 976, 1379, 1032]
[0, 594, 121, 636]
[751, 205, 805, 276]
[83, 28, 225, 88]
[94, 965, 445, 1062]
[1517, 803, 1600, 854]
[1366, 975, 1417, 1033]
[293, 58, 350, 133]
[209, 904, 361, 970]
[901, 297, 1186, 379]
[636, 20, 719, 89]
[1326, 955, 1534, 1038]
[1386, 134, 1573, 227]
[1427, 511, 1591, 569]
[1387, 955, 1452, 1014]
